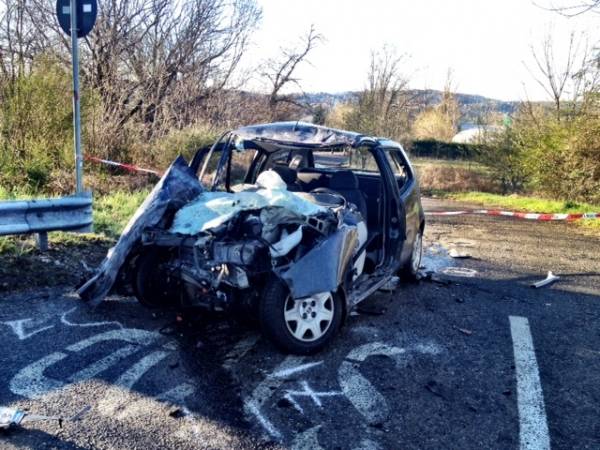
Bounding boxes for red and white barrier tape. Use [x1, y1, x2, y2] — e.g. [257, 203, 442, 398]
[425, 209, 600, 221]
[86, 156, 162, 176]
[81, 157, 600, 222]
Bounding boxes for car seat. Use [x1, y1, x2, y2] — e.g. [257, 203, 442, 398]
[270, 166, 300, 191]
[329, 170, 368, 219]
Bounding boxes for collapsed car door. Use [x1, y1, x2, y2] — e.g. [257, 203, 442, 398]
[383, 145, 423, 266]
[372, 144, 407, 267]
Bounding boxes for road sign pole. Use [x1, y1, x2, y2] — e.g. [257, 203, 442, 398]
[70, 0, 83, 194]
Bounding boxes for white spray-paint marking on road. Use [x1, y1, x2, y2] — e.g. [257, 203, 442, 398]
[10, 352, 68, 399]
[338, 343, 406, 424]
[115, 350, 169, 389]
[352, 439, 384, 450]
[244, 355, 305, 439]
[156, 382, 196, 405]
[283, 381, 342, 413]
[97, 350, 171, 416]
[291, 425, 324, 450]
[245, 400, 282, 439]
[66, 328, 159, 351]
[509, 316, 550, 450]
[10, 327, 164, 400]
[338, 341, 443, 425]
[68, 345, 138, 382]
[2, 305, 124, 342]
[1, 318, 54, 340]
[272, 361, 323, 378]
[60, 307, 124, 329]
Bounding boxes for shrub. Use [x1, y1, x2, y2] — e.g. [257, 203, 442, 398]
[409, 140, 481, 160]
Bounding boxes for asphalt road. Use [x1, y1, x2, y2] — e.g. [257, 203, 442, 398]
[1, 197, 599, 449]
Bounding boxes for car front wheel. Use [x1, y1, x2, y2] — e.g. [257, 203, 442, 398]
[259, 277, 343, 354]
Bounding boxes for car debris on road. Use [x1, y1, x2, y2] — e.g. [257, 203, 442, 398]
[0, 405, 90, 430]
[448, 248, 471, 259]
[531, 271, 560, 288]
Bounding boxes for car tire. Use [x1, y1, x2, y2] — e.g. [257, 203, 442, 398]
[259, 277, 343, 355]
[400, 228, 423, 281]
[134, 250, 176, 309]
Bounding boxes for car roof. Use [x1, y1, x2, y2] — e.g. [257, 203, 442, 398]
[231, 121, 369, 148]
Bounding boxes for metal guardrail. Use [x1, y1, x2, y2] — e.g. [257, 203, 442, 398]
[0, 192, 93, 250]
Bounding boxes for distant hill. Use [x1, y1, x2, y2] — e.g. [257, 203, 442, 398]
[299, 89, 520, 128]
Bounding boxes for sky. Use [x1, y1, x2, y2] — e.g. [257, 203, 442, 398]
[243, 0, 600, 101]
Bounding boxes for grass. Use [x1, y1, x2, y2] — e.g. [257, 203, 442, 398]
[412, 158, 497, 194]
[411, 157, 489, 174]
[93, 190, 149, 237]
[448, 191, 600, 231]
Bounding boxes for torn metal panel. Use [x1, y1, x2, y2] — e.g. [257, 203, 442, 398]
[0, 407, 25, 429]
[278, 225, 358, 299]
[270, 226, 303, 258]
[0, 405, 90, 429]
[78, 156, 203, 306]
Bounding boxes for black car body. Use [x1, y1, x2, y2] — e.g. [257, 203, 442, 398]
[79, 122, 425, 353]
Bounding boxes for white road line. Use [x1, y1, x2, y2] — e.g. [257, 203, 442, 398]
[509, 316, 551, 450]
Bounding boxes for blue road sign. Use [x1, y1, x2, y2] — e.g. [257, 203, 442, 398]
[56, 0, 97, 38]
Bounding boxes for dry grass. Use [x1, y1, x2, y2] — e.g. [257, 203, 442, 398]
[415, 163, 498, 194]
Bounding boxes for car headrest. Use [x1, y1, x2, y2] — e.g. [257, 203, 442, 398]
[270, 166, 297, 185]
[329, 170, 359, 190]
[289, 154, 305, 170]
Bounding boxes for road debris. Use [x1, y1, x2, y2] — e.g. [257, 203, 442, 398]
[440, 267, 478, 278]
[454, 326, 473, 336]
[378, 276, 400, 292]
[0, 405, 90, 430]
[448, 249, 471, 259]
[531, 271, 560, 288]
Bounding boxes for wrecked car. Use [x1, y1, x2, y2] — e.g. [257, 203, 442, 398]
[78, 122, 425, 354]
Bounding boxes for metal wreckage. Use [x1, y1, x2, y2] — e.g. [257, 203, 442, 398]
[79, 122, 425, 354]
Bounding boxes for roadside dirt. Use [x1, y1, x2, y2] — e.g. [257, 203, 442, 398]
[0, 235, 111, 294]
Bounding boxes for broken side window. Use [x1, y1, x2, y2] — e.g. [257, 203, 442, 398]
[313, 146, 380, 173]
[229, 148, 257, 188]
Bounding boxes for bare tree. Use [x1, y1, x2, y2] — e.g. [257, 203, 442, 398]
[536, 1, 600, 16]
[0, 0, 48, 80]
[262, 25, 322, 120]
[526, 32, 594, 119]
[20, 0, 261, 144]
[345, 45, 414, 141]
